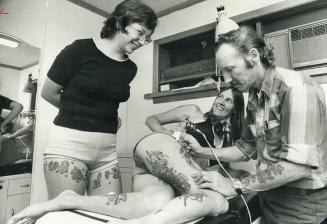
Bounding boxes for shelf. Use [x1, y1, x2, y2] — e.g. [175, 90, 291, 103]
[144, 83, 230, 104]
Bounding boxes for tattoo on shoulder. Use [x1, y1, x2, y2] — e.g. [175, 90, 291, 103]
[242, 164, 285, 187]
[179, 193, 208, 207]
[106, 193, 127, 206]
[145, 150, 191, 194]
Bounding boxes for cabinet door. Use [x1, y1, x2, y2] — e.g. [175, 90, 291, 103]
[0, 180, 9, 224]
[5, 193, 30, 223]
[8, 177, 31, 196]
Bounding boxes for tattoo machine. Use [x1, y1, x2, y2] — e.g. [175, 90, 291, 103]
[185, 117, 253, 223]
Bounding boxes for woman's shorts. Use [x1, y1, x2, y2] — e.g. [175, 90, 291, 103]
[44, 124, 118, 170]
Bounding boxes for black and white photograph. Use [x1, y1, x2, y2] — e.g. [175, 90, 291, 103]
[1, 0, 327, 223]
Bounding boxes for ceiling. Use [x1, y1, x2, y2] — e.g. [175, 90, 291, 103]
[67, 0, 205, 18]
[0, 34, 41, 70]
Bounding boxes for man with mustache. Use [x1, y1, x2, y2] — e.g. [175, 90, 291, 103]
[189, 21, 327, 224]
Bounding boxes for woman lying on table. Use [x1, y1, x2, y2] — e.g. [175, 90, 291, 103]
[8, 87, 247, 224]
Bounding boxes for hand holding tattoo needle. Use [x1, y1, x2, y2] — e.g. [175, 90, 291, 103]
[179, 132, 203, 154]
[192, 171, 236, 197]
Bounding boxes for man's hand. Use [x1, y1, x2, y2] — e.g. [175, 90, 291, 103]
[0, 124, 6, 134]
[179, 133, 205, 155]
[192, 171, 237, 197]
[7, 202, 51, 224]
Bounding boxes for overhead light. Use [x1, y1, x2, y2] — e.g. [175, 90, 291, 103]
[0, 33, 20, 48]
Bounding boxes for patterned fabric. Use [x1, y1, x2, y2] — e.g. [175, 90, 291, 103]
[185, 118, 231, 148]
[235, 67, 327, 189]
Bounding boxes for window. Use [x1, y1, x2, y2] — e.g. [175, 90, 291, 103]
[145, 0, 327, 103]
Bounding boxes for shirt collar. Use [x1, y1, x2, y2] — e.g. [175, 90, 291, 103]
[259, 68, 275, 99]
[247, 68, 275, 110]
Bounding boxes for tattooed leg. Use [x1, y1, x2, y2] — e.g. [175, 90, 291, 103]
[10, 174, 175, 223]
[87, 163, 122, 196]
[44, 157, 88, 199]
[106, 190, 228, 224]
[131, 133, 229, 224]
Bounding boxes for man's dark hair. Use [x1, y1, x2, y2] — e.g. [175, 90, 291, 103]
[215, 26, 275, 69]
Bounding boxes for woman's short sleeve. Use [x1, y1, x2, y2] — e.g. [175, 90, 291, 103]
[47, 40, 83, 87]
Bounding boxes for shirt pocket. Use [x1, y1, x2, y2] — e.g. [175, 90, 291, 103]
[264, 119, 282, 158]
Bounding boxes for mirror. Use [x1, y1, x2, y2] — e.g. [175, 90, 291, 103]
[0, 32, 41, 176]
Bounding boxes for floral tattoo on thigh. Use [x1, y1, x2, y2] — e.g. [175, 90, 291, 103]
[145, 150, 191, 194]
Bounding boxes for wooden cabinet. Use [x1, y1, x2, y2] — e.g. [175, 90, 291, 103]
[0, 173, 31, 224]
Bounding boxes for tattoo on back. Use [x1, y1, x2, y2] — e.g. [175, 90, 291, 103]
[145, 150, 191, 194]
[179, 193, 208, 207]
[106, 193, 127, 206]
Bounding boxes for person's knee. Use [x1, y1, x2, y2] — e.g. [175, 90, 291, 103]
[143, 185, 175, 213]
[201, 190, 229, 216]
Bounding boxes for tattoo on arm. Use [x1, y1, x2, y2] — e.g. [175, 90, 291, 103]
[106, 193, 127, 206]
[179, 193, 208, 207]
[241, 164, 285, 188]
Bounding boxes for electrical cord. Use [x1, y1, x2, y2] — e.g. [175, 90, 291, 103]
[184, 119, 253, 224]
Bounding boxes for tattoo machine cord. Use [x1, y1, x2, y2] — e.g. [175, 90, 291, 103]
[185, 119, 253, 224]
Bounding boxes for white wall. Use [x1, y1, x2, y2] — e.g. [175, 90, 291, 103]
[0, 65, 39, 113]
[0, 67, 21, 101]
[0, 0, 46, 49]
[31, 0, 105, 203]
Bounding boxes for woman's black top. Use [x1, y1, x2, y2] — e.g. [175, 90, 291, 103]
[185, 119, 232, 167]
[185, 118, 232, 148]
[47, 39, 137, 133]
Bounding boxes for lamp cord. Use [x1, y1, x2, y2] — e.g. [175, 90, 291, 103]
[183, 120, 253, 224]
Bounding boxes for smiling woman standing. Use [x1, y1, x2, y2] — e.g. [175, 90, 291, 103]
[40, 0, 157, 199]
